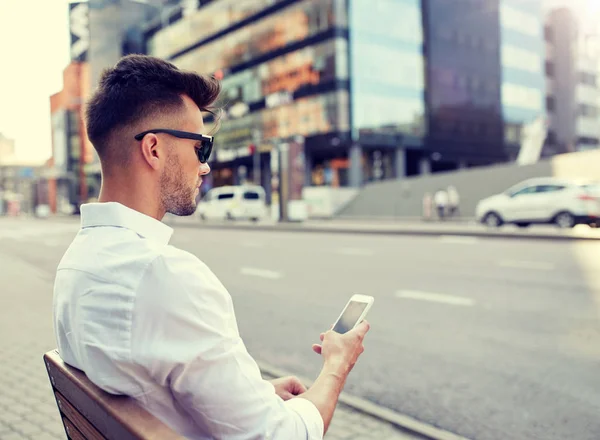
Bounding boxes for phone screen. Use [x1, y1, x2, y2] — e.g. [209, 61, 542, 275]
[333, 301, 369, 334]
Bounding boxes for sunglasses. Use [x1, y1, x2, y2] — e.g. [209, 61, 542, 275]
[134, 129, 214, 163]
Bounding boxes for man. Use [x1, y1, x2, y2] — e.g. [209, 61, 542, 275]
[447, 185, 460, 218]
[434, 188, 448, 221]
[53, 54, 370, 440]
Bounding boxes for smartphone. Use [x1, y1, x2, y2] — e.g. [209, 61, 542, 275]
[332, 294, 374, 334]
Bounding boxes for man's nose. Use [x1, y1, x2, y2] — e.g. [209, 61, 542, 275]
[199, 162, 211, 175]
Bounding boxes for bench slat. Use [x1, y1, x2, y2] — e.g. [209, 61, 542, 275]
[56, 391, 106, 440]
[63, 417, 88, 440]
[44, 350, 184, 440]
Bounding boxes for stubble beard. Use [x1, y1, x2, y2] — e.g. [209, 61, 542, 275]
[160, 154, 198, 217]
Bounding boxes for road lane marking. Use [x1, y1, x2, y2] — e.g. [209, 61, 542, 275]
[41, 239, 62, 247]
[334, 247, 374, 256]
[241, 241, 264, 248]
[439, 235, 479, 244]
[395, 290, 475, 306]
[498, 260, 554, 271]
[240, 267, 282, 280]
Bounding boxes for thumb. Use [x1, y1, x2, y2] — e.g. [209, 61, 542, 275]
[352, 319, 370, 337]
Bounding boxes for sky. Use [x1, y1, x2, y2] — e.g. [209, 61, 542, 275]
[0, 0, 598, 166]
[0, 0, 71, 165]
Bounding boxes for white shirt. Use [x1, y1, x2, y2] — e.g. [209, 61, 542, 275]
[53, 202, 324, 440]
[434, 191, 448, 207]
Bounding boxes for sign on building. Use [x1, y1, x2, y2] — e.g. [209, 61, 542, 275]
[69, 2, 90, 62]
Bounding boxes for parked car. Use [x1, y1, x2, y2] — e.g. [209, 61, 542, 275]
[197, 185, 267, 221]
[475, 178, 600, 228]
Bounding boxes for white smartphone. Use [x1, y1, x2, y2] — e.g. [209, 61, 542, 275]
[332, 294, 374, 334]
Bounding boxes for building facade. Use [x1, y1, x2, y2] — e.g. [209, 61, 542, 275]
[134, 0, 547, 190]
[0, 133, 16, 162]
[545, 7, 600, 154]
[48, 62, 93, 214]
[500, 0, 546, 158]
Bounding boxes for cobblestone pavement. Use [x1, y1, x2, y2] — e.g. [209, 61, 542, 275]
[0, 218, 421, 440]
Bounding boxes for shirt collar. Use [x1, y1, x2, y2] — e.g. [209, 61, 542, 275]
[80, 202, 174, 245]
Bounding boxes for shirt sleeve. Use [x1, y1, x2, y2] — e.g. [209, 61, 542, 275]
[132, 251, 324, 440]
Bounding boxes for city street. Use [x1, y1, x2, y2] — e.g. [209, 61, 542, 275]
[2, 217, 600, 440]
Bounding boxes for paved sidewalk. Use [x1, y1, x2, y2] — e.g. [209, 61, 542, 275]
[164, 214, 600, 241]
[0, 220, 424, 440]
[27, 213, 600, 241]
[261, 373, 421, 440]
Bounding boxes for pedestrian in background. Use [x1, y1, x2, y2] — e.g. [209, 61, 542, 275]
[422, 192, 433, 221]
[447, 185, 460, 218]
[434, 188, 448, 220]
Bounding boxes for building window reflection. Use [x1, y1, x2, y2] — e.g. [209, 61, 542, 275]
[175, 38, 347, 108]
[151, 0, 342, 73]
[349, 0, 425, 140]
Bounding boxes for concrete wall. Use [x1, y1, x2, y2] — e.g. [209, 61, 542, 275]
[339, 150, 600, 219]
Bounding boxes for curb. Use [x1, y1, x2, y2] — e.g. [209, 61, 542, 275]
[171, 220, 600, 242]
[257, 361, 470, 440]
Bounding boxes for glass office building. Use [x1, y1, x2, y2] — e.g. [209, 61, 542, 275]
[147, 0, 355, 190]
[424, 0, 506, 170]
[348, 0, 425, 182]
[141, 0, 544, 187]
[500, 0, 546, 158]
[144, 0, 427, 188]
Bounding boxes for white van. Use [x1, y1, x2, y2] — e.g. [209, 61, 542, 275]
[197, 185, 267, 221]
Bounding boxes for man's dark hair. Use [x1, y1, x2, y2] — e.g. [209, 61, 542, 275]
[86, 54, 221, 160]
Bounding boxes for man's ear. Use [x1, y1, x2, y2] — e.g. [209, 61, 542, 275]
[139, 134, 162, 170]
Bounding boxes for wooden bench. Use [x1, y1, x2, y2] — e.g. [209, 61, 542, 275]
[43, 350, 185, 440]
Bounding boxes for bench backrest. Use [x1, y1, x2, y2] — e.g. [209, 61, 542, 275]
[43, 349, 185, 440]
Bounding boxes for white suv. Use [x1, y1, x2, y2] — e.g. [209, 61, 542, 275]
[197, 185, 267, 221]
[475, 178, 600, 228]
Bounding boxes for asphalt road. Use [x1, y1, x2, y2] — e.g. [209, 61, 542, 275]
[3, 217, 600, 440]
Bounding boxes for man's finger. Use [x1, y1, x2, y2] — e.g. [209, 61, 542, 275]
[353, 319, 370, 336]
[312, 344, 322, 355]
[280, 391, 294, 401]
[292, 379, 307, 394]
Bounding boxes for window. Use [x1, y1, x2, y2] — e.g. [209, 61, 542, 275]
[578, 104, 598, 118]
[579, 72, 597, 87]
[536, 185, 565, 193]
[545, 61, 554, 77]
[502, 83, 543, 111]
[149, 0, 332, 60]
[243, 191, 261, 200]
[217, 193, 235, 200]
[502, 45, 542, 73]
[544, 26, 553, 42]
[546, 96, 555, 112]
[510, 186, 536, 197]
[174, 0, 339, 74]
[576, 136, 600, 146]
[500, 5, 541, 37]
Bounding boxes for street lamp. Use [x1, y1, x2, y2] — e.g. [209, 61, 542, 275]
[252, 128, 261, 186]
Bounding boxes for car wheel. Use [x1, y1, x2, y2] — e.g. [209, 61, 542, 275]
[199, 213, 206, 221]
[250, 217, 259, 223]
[554, 211, 575, 229]
[483, 212, 503, 228]
[226, 212, 234, 221]
[515, 222, 530, 228]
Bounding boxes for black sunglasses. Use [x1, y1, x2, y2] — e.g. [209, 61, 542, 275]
[134, 129, 214, 163]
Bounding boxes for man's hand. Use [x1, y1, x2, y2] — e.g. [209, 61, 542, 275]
[270, 376, 307, 401]
[312, 320, 370, 374]
[302, 320, 371, 434]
